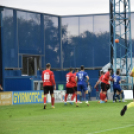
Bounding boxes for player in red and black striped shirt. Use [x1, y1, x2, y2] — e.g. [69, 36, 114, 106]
[94, 70, 104, 89]
[100, 68, 113, 103]
[64, 68, 76, 105]
[42, 63, 56, 109]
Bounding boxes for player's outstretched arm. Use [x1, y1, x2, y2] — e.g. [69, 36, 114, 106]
[109, 76, 113, 81]
[130, 71, 134, 77]
[130, 67, 134, 77]
[86, 76, 89, 81]
[75, 76, 78, 82]
[42, 72, 44, 81]
[51, 72, 56, 89]
[94, 80, 100, 89]
[54, 85, 56, 90]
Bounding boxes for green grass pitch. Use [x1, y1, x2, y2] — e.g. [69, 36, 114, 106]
[0, 100, 134, 134]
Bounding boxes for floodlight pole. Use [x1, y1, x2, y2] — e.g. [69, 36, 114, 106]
[110, 0, 133, 89]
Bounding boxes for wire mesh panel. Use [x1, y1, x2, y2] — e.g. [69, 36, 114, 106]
[44, 15, 60, 68]
[2, 8, 18, 68]
[62, 16, 95, 68]
[93, 15, 110, 67]
[62, 17, 79, 68]
[18, 11, 43, 55]
[76, 16, 94, 67]
[62, 15, 110, 68]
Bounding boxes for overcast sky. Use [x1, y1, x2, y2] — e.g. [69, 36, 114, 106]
[0, 0, 134, 16]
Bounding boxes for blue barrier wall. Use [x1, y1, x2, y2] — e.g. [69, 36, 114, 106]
[5, 77, 32, 91]
[4, 70, 98, 97]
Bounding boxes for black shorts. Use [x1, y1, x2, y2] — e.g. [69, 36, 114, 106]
[66, 87, 75, 94]
[106, 84, 110, 90]
[101, 83, 108, 91]
[74, 87, 77, 92]
[43, 86, 54, 94]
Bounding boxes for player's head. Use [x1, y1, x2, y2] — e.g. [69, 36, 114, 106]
[80, 65, 84, 70]
[69, 68, 73, 72]
[108, 68, 113, 74]
[46, 63, 51, 69]
[100, 70, 104, 75]
[117, 68, 121, 73]
[116, 70, 120, 75]
[75, 68, 79, 72]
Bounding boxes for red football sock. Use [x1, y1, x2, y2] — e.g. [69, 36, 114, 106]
[51, 97, 55, 106]
[101, 93, 106, 101]
[65, 94, 68, 102]
[71, 93, 76, 101]
[100, 92, 102, 100]
[44, 96, 46, 104]
[102, 94, 106, 101]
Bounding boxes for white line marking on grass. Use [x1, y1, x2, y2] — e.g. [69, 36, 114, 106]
[87, 124, 134, 134]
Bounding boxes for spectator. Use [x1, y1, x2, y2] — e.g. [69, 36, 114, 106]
[0, 85, 3, 92]
[87, 82, 92, 101]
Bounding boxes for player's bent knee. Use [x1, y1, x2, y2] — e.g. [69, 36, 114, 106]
[85, 90, 88, 94]
[102, 91, 107, 95]
[44, 94, 47, 97]
[77, 91, 81, 95]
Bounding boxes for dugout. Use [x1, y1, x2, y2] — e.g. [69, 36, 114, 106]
[0, 6, 134, 97]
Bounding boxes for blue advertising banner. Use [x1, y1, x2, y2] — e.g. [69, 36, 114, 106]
[13, 90, 44, 104]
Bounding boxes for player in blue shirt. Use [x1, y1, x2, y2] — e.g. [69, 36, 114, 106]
[76, 65, 89, 107]
[112, 70, 124, 102]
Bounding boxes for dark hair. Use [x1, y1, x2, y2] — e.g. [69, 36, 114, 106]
[46, 63, 51, 68]
[75, 68, 78, 72]
[117, 68, 120, 72]
[100, 70, 104, 74]
[116, 70, 120, 75]
[69, 68, 73, 72]
[108, 68, 113, 71]
[81, 65, 84, 70]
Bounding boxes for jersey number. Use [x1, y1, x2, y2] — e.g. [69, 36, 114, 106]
[79, 73, 83, 81]
[44, 73, 50, 82]
[66, 77, 69, 83]
[114, 77, 117, 82]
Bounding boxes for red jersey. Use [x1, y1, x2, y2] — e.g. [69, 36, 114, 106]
[73, 72, 77, 87]
[42, 70, 56, 86]
[99, 75, 104, 82]
[66, 72, 76, 88]
[101, 71, 110, 84]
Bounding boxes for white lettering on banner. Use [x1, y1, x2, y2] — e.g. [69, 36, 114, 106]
[47, 90, 76, 103]
[1, 94, 11, 100]
[0, 92, 12, 106]
[2, 101, 11, 104]
[54, 91, 64, 102]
